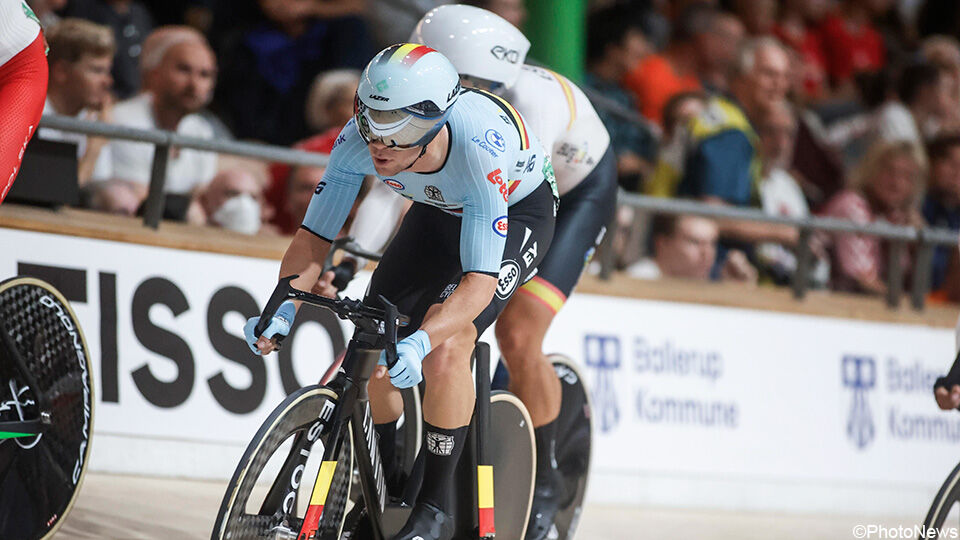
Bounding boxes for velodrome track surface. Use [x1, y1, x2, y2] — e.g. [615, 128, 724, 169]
[59, 473, 920, 540]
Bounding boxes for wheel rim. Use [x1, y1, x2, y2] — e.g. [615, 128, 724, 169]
[0, 278, 94, 540]
[215, 388, 351, 540]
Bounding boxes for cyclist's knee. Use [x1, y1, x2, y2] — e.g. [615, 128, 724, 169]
[496, 317, 539, 367]
[422, 334, 473, 382]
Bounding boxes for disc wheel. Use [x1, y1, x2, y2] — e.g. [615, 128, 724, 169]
[0, 277, 95, 540]
[549, 355, 593, 540]
[212, 385, 353, 540]
[488, 390, 536, 539]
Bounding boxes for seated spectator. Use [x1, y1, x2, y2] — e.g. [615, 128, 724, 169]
[265, 128, 338, 234]
[731, 0, 775, 37]
[627, 214, 757, 283]
[213, 0, 373, 145]
[698, 11, 746, 94]
[621, 2, 710, 126]
[39, 18, 115, 185]
[921, 36, 960, 108]
[818, 0, 887, 96]
[774, 0, 830, 103]
[755, 100, 830, 285]
[84, 178, 145, 215]
[875, 61, 958, 145]
[93, 26, 218, 197]
[584, 4, 657, 191]
[65, 0, 153, 98]
[821, 140, 927, 295]
[648, 91, 707, 197]
[304, 69, 360, 135]
[923, 135, 960, 291]
[282, 164, 325, 236]
[198, 168, 268, 235]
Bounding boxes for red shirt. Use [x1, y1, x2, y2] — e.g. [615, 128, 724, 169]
[622, 54, 701, 127]
[773, 23, 828, 101]
[267, 128, 339, 235]
[818, 14, 886, 87]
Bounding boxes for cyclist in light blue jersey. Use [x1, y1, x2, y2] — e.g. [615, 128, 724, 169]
[244, 43, 556, 540]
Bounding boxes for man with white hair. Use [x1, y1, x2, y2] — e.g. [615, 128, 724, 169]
[92, 25, 217, 197]
[650, 37, 799, 249]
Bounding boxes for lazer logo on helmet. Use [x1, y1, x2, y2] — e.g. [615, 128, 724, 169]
[446, 83, 461, 103]
[368, 94, 389, 102]
[490, 45, 520, 64]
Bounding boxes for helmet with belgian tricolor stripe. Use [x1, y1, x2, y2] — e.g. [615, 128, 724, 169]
[355, 43, 461, 148]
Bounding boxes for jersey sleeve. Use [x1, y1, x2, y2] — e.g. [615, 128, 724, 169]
[300, 122, 368, 242]
[457, 140, 511, 275]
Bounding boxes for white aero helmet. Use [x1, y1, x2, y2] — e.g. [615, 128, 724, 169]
[355, 43, 461, 148]
[411, 4, 531, 90]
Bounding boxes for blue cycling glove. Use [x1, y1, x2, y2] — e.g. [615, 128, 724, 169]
[379, 329, 432, 389]
[244, 300, 297, 355]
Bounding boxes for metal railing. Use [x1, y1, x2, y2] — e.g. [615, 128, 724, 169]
[40, 115, 330, 228]
[37, 115, 958, 311]
[613, 191, 958, 310]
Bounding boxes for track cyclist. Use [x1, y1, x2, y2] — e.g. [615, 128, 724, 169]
[395, 7, 614, 538]
[244, 43, 557, 540]
[0, 0, 47, 205]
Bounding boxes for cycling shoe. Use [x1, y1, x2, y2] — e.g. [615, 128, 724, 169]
[524, 467, 566, 540]
[391, 501, 454, 540]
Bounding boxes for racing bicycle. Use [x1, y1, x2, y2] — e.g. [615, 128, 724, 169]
[0, 276, 95, 540]
[211, 275, 537, 539]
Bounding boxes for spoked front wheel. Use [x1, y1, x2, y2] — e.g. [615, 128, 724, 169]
[0, 277, 95, 540]
[212, 385, 353, 540]
[921, 459, 960, 539]
[549, 354, 593, 540]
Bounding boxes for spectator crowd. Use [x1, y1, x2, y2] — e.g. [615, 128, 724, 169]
[24, 0, 960, 303]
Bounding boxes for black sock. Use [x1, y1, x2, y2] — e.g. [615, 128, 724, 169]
[534, 419, 558, 482]
[418, 422, 469, 513]
[375, 420, 399, 482]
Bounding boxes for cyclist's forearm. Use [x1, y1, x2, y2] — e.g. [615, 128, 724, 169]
[420, 272, 496, 346]
[279, 228, 332, 309]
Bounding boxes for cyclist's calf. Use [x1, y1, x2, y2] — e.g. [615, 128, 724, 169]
[421, 326, 477, 428]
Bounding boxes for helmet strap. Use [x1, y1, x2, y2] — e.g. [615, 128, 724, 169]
[400, 142, 429, 172]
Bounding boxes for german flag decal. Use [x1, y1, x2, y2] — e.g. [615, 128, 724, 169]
[469, 88, 530, 150]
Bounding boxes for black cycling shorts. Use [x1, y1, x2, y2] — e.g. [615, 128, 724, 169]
[515, 145, 616, 314]
[365, 181, 556, 339]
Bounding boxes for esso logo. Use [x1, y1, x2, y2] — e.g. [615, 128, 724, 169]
[496, 260, 521, 299]
[383, 179, 404, 190]
[492, 215, 508, 238]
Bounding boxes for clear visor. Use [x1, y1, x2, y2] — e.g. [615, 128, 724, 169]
[356, 104, 444, 148]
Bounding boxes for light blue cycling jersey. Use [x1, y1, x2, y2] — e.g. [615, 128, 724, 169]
[302, 89, 557, 275]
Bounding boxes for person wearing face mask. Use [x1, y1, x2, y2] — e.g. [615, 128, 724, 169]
[199, 168, 267, 235]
